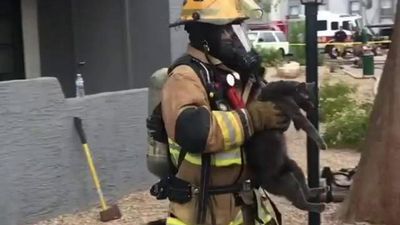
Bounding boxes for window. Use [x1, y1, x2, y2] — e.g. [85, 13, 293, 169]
[288, 0, 302, 15]
[381, 0, 393, 9]
[317, 20, 327, 31]
[289, 5, 300, 16]
[380, 0, 394, 18]
[275, 32, 287, 42]
[247, 32, 258, 43]
[349, 1, 361, 15]
[342, 21, 350, 30]
[331, 22, 339, 30]
[258, 32, 276, 42]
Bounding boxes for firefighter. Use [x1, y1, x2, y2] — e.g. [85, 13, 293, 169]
[334, 26, 348, 43]
[148, 1, 290, 224]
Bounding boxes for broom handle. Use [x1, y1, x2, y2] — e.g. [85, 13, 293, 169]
[74, 117, 108, 210]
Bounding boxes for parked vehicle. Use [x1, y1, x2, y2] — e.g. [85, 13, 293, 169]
[287, 11, 362, 47]
[316, 11, 361, 43]
[247, 30, 290, 56]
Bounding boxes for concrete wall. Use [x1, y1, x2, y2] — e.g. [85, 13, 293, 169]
[0, 77, 155, 225]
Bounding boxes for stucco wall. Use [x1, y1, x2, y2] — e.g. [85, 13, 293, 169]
[0, 77, 155, 225]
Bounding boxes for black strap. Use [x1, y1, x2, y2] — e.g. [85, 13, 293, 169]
[207, 183, 244, 195]
[168, 54, 214, 104]
[168, 54, 235, 224]
[197, 153, 211, 224]
[176, 150, 187, 170]
[165, 55, 205, 175]
[167, 54, 213, 176]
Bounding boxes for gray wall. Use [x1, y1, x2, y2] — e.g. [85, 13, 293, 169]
[129, 0, 172, 87]
[169, 0, 189, 62]
[0, 77, 155, 225]
[70, 0, 129, 94]
[37, 0, 78, 97]
[38, 0, 172, 97]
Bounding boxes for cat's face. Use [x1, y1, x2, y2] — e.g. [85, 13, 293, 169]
[295, 82, 315, 112]
[258, 80, 316, 112]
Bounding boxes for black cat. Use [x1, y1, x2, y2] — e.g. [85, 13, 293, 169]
[245, 80, 328, 213]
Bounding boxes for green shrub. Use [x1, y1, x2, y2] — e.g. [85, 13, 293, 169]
[319, 81, 373, 150]
[288, 21, 306, 65]
[287, 20, 325, 66]
[256, 47, 284, 67]
[323, 105, 372, 149]
[319, 82, 357, 122]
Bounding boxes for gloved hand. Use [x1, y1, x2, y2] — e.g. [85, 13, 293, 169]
[246, 100, 290, 132]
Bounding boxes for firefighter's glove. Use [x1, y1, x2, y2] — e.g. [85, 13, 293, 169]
[246, 101, 290, 133]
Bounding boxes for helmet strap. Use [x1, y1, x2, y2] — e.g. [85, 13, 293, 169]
[202, 40, 219, 71]
[202, 41, 212, 63]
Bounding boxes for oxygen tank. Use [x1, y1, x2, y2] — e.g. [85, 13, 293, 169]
[146, 68, 171, 179]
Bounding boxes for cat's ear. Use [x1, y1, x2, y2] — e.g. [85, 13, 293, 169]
[305, 82, 316, 93]
[297, 82, 306, 89]
[296, 82, 307, 91]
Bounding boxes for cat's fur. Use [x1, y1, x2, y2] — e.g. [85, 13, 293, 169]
[245, 80, 328, 213]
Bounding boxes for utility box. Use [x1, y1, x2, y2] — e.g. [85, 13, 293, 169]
[362, 52, 375, 76]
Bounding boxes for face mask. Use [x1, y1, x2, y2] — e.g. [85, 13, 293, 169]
[185, 22, 262, 77]
[208, 23, 262, 76]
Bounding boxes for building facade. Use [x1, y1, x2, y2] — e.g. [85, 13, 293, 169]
[1, 0, 173, 97]
[271, 0, 397, 25]
[3, 0, 396, 99]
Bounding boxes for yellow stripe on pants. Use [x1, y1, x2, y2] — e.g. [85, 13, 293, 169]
[166, 217, 188, 225]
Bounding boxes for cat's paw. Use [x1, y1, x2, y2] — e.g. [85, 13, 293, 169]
[309, 186, 329, 197]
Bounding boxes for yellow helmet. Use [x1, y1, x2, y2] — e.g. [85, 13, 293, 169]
[169, 0, 263, 27]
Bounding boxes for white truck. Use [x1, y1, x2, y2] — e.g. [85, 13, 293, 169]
[247, 30, 290, 56]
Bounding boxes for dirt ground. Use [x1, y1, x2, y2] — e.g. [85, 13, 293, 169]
[34, 66, 378, 225]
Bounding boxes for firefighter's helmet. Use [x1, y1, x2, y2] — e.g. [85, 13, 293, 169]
[170, 0, 263, 27]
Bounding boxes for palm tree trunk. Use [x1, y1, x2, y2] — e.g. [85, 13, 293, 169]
[338, 2, 400, 225]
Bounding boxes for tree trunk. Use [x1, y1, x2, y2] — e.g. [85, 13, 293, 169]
[338, 3, 400, 225]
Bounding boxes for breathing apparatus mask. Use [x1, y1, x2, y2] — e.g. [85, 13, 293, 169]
[185, 21, 262, 77]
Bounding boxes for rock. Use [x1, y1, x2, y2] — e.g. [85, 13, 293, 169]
[277, 61, 301, 79]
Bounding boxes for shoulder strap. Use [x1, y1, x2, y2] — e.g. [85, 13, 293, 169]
[168, 54, 212, 94]
[167, 54, 214, 174]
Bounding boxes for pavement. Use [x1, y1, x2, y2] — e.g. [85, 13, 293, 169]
[333, 55, 385, 83]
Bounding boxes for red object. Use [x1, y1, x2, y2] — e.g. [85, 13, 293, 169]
[318, 36, 335, 43]
[227, 87, 245, 109]
[272, 20, 288, 36]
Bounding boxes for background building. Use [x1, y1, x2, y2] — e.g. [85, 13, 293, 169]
[272, 0, 397, 26]
[1, 0, 172, 97]
[1, 0, 397, 98]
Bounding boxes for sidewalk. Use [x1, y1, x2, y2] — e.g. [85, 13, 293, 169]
[340, 55, 385, 79]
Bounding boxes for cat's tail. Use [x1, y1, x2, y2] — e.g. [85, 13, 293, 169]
[304, 122, 328, 150]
